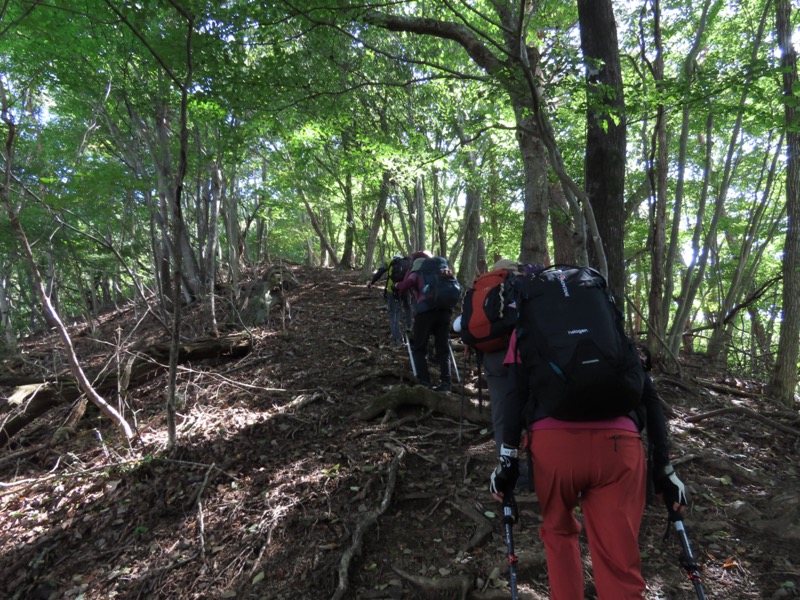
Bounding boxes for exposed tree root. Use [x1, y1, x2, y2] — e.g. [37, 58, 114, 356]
[450, 498, 493, 553]
[673, 452, 773, 486]
[354, 385, 491, 425]
[392, 565, 474, 600]
[330, 445, 406, 600]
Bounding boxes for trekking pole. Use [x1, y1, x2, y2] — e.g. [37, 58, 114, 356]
[458, 348, 469, 443]
[448, 339, 461, 383]
[664, 513, 707, 600]
[476, 351, 484, 414]
[502, 493, 520, 600]
[403, 331, 417, 378]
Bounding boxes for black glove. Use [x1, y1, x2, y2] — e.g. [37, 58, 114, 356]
[489, 444, 519, 498]
[653, 463, 689, 519]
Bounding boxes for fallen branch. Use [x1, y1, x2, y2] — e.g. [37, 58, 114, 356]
[0, 333, 252, 448]
[333, 337, 371, 353]
[685, 405, 800, 438]
[692, 377, 759, 398]
[330, 445, 406, 600]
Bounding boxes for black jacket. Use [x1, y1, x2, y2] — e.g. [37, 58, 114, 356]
[501, 366, 671, 473]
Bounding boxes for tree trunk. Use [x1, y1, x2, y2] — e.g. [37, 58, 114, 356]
[258, 156, 271, 265]
[0, 263, 17, 350]
[549, 182, 576, 266]
[458, 169, 481, 287]
[361, 170, 391, 280]
[577, 0, 627, 304]
[301, 192, 340, 267]
[766, 0, 800, 406]
[644, 0, 668, 347]
[414, 176, 426, 252]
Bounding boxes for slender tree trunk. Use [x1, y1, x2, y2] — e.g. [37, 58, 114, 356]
[706, 3, 770, 361]
[205, 162, 222, 337]
[414, 176, 426, 252]
[340, 128, 356, 269]
[361, 170, 391, 280]
[643, 0, 671, 354]
[301, 192, 340, 267]
[225, 163, 241, 298]
[458, 166, 481, 287]
[668, 112, 713, 357]
[662, 0, 713, 353]
[257, 156, 271, 265]
[166, 8, 195, 450]
[0, 264, 17, 350]
[0, 101, 134, 441]
[43, 239, 60, 328]
[767, 0, 800, 406]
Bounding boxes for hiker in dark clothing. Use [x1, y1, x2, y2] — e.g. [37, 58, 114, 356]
[395, 252, 453, 392]
[455, 257, 542, 491]
[368, 254, 412, 347]
[490, 332, 687, 599]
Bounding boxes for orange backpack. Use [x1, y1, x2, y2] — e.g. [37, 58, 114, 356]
[459, 269, 518, 353]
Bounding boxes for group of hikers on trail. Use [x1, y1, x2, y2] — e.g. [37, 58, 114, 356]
[368, 254, 693, 599]
[369, 250, 460, 391]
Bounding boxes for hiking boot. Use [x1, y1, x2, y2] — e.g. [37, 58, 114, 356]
[433, 382, 451, 393]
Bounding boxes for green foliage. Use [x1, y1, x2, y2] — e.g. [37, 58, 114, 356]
[0, 0, 795, 388]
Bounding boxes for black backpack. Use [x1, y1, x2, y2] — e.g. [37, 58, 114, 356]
[418, 257, 461, 311]
[515, 265, 644, 421]
[387, 256, 411, 294]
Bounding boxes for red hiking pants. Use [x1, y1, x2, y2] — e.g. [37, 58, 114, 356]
[528, 428, 647, 600]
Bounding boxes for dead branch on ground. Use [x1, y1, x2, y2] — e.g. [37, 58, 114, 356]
[354, 385, 491, 425]
[685, 405, 800, 438]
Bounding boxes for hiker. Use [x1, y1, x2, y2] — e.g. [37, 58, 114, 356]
[455, 258, 537, 490]
[489, 267, 688, 599]
[395, 252, 460, 392]
[367, 254, 412, 347]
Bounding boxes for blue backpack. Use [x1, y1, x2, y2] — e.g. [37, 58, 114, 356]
[417, 257, 461, 312]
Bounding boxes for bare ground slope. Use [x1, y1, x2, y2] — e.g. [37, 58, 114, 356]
[1, 265, 799, 599]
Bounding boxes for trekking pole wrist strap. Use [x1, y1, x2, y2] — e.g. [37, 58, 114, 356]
[500, 444, 519, 458]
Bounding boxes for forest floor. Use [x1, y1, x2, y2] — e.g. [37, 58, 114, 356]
[1, 264, 800, 600]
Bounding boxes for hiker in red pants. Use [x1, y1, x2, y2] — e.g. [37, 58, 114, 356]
[488, 268, 688, 599]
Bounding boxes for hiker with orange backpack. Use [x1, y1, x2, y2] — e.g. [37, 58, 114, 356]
[488, 266, 689, 599]
[458, 259, 543, 493]
[368, 254, 412, 347]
